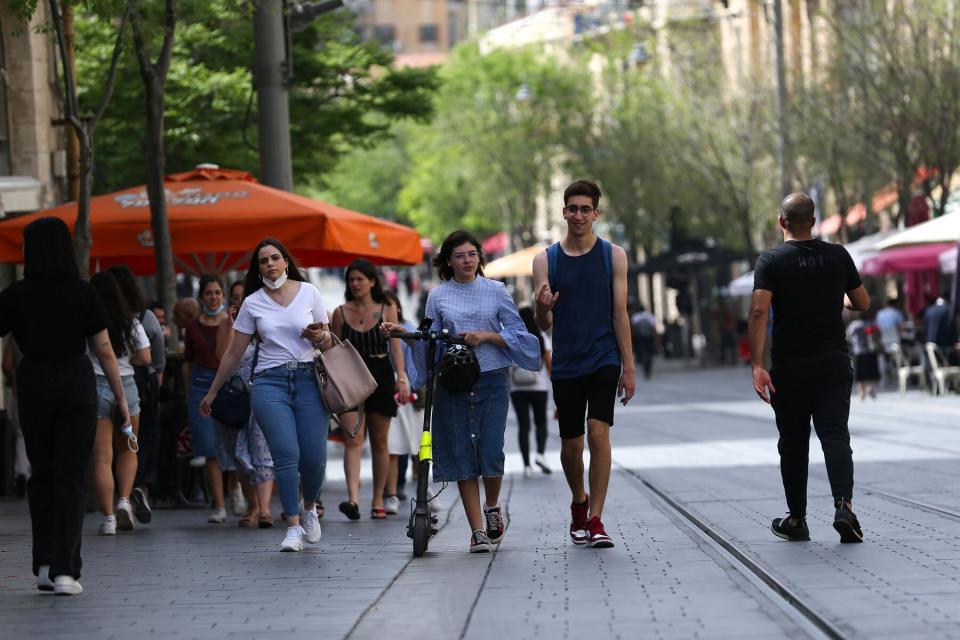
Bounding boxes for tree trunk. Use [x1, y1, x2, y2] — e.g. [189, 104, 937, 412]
[74, 129, 94, 276]
[143, 77, 177, 319]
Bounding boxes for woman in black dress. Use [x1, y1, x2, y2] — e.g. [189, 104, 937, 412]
[0, 218, 129, 595]
[330, 259, 409, 519]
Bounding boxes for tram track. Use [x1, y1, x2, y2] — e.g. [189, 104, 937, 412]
[615, 463, 847, 640]
[859, 484, 960, 521]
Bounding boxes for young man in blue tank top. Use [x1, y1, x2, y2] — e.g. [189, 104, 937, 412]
[532, 180, 636, 548]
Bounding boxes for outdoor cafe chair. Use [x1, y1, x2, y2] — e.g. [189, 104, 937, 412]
[924, 342, 960, 396]
[888, 342, 926, 394]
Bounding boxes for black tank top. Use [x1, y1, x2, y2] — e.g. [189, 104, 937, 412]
[340, 304, 388, 358]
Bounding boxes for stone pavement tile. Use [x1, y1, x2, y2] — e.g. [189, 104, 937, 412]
[462, 470, 808, 640]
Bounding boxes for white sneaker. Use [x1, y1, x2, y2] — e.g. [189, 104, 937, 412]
[230, 490, 248, 517]
[384, 495, 400, 515]
[280, 525, 305, 552]
[523, 466, 533, 478]
[116, 498, 135, 532]
[534, 453, 552, 475]
[207, 507, 227, 523]
[301, 509, 321, 544]
[53, 575, 83, 596]
[426, 487, 442, 511]
[189, 456, 207, 468]
[99, 516, 117, 536]
[37, 565, 54, 592]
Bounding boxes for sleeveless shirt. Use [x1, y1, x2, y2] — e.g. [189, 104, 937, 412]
[340, 304, 389, 359]
[549, 239, 621, 380]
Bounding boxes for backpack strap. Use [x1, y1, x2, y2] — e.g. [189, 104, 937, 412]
[600, 238, 613, 283]
[547, 242, 561, 291]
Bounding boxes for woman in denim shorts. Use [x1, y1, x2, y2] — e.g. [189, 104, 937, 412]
[201, 238, 335, 553]
[383, 230, 540, 553]
[87, 271, 151, 536]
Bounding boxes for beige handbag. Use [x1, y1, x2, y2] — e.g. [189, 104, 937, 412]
[314, 335, 377, 437]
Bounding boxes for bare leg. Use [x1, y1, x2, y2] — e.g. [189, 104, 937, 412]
[226, 470, 239, 499]
[387, 455, 399, 496]
[482, 476, 502, 508]
[240, 474, 259, 517]
[257, 479, 274, 516]
[586, 419, 612, 519]
[92, 419, 115, 515]
[367, 413, 391, 509]
[206, 458, 224, 510]
[458, 479, 484, 531]
[560, 435, 587, 504]
[342, 412, 366, 505]
[113, 416, 140, 500]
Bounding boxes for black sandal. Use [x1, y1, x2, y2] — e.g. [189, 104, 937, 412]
[339, 500, 361, 521]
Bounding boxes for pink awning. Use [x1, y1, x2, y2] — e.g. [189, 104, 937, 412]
[860, 242, 955, 276]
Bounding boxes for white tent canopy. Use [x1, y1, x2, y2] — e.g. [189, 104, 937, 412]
[940, 245, 958, 274]
[875, 211, 960, 250]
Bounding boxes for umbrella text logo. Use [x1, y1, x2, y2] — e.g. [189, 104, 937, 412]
[369, 232, 379, 249]
[114, 188, 249, 208]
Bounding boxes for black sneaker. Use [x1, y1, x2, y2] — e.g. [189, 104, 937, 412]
[469, 529, 493, 553]
[833, 498, 863, 543]
[131, 487, 152, 524]
[771, 515, 810, 541]
[483, 504, 507, 544]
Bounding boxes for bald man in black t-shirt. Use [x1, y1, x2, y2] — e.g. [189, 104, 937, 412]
[749, 193, 870, 544]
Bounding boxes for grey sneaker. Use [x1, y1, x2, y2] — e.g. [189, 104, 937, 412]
[301, 509, 321, 544]
[37, 565, 54, 592]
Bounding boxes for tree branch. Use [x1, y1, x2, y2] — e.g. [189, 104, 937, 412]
[93, 0, 135, 124]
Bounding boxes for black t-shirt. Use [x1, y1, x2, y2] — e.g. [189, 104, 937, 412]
[753, 239, 862, 364]
[0, 278, 108, 358]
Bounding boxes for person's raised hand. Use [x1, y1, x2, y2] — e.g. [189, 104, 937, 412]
[535, 283, 559, 312]
[752, 367, 776, 404]
[380, 321, 402, 336]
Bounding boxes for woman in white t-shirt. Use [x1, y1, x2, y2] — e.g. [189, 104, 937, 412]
[200, 238, 335, 553]
[88, 271, 151, 536]
[509, 306, 552, 478]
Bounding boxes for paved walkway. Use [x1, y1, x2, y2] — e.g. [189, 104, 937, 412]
[1, 363, 959, 639]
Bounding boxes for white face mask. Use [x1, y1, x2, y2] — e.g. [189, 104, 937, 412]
[263, 272, 288, 290]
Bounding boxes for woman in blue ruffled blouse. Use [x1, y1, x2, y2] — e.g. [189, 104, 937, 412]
[383, 230, 540, 553]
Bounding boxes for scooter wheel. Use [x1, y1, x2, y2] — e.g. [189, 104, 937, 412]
[412, 513, 429, 557]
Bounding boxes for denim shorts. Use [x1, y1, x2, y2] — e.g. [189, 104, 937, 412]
[95, 375, 141, 419]
[188, 366, 219, 458]
[432, 368, 509, 482]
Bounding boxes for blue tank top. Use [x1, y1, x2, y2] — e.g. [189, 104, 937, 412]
[549, 238, 621, 380]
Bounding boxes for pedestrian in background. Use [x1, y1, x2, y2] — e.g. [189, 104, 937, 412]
[2, 337, 29, 497]
[214, 280, 276, 528]
[533, 180, 636, 549]
[88, 271, 151, 536]
[184, 275, 230, 523]
[384, 229, 540, 553]
[0, 217, 130, 595]
[108, 264, 165, 524]
[201, 238, 334, 552]
[509, 306, 552, 478]
[749, 192, 869, 544]
[847, 308, 881, 400]
[630, 304, 657, 379]
[330, 259, 408, 520]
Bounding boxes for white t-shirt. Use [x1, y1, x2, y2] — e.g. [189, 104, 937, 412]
[509, 334, 551, 393]
[88, 319, 150, 377]
[233, 282, 329, 373]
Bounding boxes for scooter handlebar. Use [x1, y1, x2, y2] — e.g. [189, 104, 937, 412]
[387, 328, 467, 344]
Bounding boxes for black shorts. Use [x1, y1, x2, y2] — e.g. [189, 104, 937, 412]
[552, 365, 620, 439]
[364, 356, 398, 418]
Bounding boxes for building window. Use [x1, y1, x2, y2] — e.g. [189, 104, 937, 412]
[419, 24, 438, 44]
[373, 24, 396, 47]
[0, 26, 12, 176]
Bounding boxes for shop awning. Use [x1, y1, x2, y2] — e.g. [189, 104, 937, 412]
[860, 242, 955, 276]
[874, 211, 960, 250]
[484, 244, 547, 279]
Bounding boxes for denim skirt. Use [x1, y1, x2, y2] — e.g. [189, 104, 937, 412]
[432, 368, 509, 482]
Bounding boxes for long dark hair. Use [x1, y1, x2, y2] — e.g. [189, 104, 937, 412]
[107, 265, 145, 314]
[90, 271, 136, 357]
[243, 237, 307, 298]
[344, 258, 386, 303]
[432, 230, 486, 282]
[383, 289, 404, 323]
[518, 306, 545, 358]
[23, 217, 79, 279]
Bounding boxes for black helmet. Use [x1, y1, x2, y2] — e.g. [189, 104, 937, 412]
[437, 343, 480, 393]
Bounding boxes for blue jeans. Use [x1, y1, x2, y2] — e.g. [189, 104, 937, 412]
[188, 366, 219, 458]
[251, 363, 328, 517]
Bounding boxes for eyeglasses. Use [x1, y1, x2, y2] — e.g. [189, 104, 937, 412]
[564, 205, 596, 216]
[452, 250, 479, 261]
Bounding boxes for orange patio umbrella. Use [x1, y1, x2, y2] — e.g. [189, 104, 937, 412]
[0, 166, 422, 274]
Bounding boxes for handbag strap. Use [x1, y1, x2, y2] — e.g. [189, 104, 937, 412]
[247, 339, 261, 384]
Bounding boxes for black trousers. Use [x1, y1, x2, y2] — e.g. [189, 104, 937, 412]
[133, 369, 160, 490]
[510, 390, 548, 466]
[17, 356, 97, 579]
[770, 351, 854, 518]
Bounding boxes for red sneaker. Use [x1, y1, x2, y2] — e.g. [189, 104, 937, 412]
[586, 516, 614, 548]
[570, 495, 589, 545]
